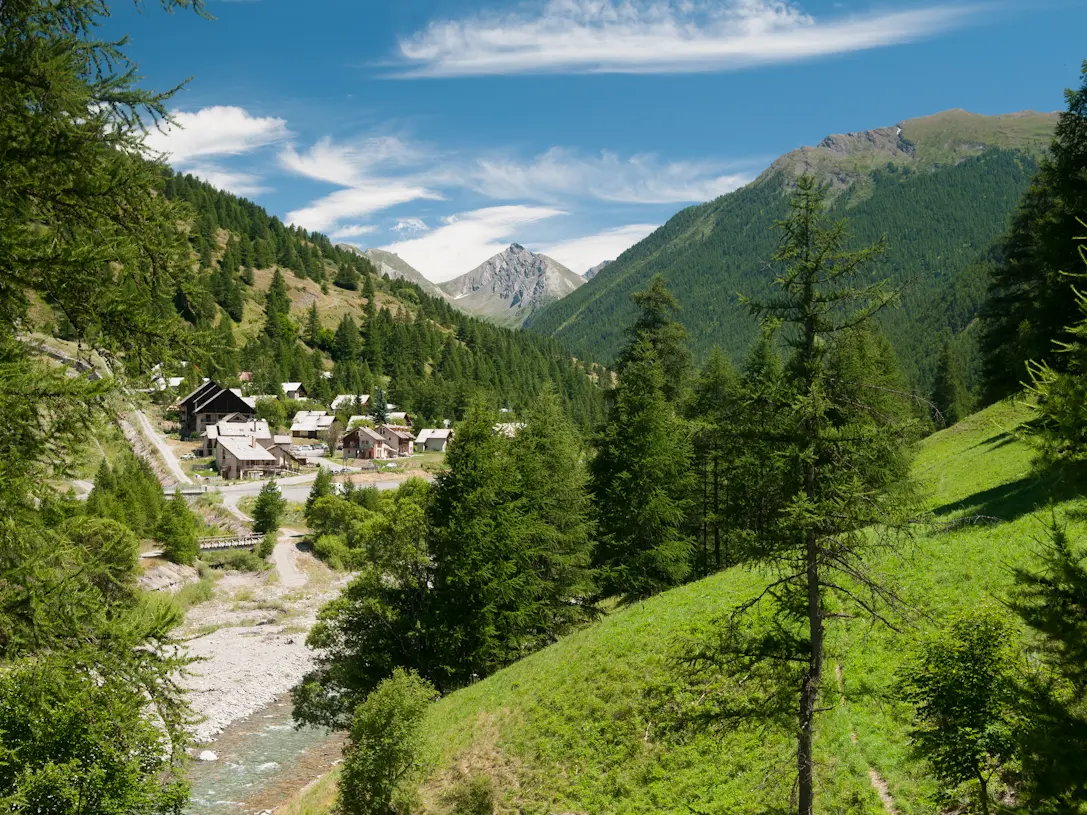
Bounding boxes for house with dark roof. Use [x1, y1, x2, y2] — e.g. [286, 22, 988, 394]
[177, 380, 256, 438]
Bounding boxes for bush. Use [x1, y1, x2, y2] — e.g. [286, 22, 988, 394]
[174, 577, 214, 610]
[339, 669, 437, 815]
[313, 533, 350, 570]
[202, 549, 267, 572]
[257, 530, 276, 559]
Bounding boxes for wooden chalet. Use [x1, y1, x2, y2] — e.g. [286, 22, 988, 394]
[178, 381, 256, 439]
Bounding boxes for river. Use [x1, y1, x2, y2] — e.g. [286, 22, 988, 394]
[186, 695, 343, 815]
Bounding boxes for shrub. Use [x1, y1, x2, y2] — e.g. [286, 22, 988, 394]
[257, 530, 276, 559]
[313, 533, 350, 570]
[339, 668, 437, 815]
[203, 549, 267, 572]
[442, 772, 495, 815]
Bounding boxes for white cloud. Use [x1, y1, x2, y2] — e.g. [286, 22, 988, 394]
[394, 217, 429, 233]
[146, 106, 288, 163]
[279, 136, 426, 186]
[471, 147, 752, 204]
[397, 0, 978, 77]
[381, 206, 565, 282]
[287, 183, 443, 234]
[539, 223, 658, 274]
[331, 224, 379, 239]
[181, 163, 271, 196]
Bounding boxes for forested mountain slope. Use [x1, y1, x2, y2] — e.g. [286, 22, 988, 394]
[526, 110, 1056, 390]
[35, 171, 602, 426]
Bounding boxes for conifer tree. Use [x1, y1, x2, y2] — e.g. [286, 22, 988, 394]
[930, 339, 970, 427]
[510, 389, 597, 638]
[334, 259, 360, 290]
[371, 387, 389, 423]
[591, 341, 693, 602]
[305, 467, 335, 524]
[428, 405, 534, 686]
[304, 302, 321, 347]
[738, 176, 915, 815]
[333, 315, 362, 362]
[615, 275, 692, 403]
[159, 490, 199, 565]
[252, 479, 285, 535]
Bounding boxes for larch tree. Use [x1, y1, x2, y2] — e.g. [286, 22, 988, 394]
[736, 176, 916, 815]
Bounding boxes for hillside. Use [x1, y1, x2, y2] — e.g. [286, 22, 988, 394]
[354, 247, 447, 301]
[287, 398, 1077, 813]
[526, 109, 1057, 391]
[438, 244, 585, 328]
[33, 170, 603, 426]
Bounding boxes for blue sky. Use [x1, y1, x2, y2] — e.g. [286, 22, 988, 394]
[114, 0, 1087, 281]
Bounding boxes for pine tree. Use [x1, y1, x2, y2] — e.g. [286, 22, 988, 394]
[333, 315, 362, 362]
[510, 389, 597, 639]
[615, 275, 692, 403]
[427, 405, 534, 686]
[930, 340, 970, 427]
[252, 479, 285, 535]
[159, 490, 199, 565]
[334, 260, 359, 290]
[741, 176, 916, 815]
[591, 341, 693, 602]
[304, 302, 321, 347]
[371, 387, 388, 423]
[981, 62, 1087, 400]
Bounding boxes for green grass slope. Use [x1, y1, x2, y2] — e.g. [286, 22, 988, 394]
[287, 399, 1084, 814]
[415, 401, 1085, 814]
[526, 110, 1055, 391]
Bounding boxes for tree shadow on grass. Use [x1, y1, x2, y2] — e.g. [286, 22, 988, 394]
[932, 460, 1087, 524]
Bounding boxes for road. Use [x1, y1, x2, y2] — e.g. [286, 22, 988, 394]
[133, 409, 192, 485]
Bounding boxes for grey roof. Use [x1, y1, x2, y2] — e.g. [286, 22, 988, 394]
[217, 435, 277, 462]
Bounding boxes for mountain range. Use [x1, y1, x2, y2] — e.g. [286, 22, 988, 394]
[525, 108, 1058, 391]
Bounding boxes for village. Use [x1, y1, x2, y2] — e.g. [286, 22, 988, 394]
[169, 377, 455, 482]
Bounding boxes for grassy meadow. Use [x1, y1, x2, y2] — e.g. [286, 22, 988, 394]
[285, 398, 1081, 814]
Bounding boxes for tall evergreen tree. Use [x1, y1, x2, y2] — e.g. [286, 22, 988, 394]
[159, 490, 199, 566]
[591, 341, 693, 602]
[931, 339, 970, 428]
[738, 176, 916, 815]
[615, 275, 692, 404]
[252, 480, 285, 535]
[510, 389, 597, 639]
[981, 62, 1087, 401]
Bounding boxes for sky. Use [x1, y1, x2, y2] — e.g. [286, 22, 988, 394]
[110, 0, 1087, 282]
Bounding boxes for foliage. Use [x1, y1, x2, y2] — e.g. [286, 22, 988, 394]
[733, 176, 917, 814]
[931, 339, 972, 427]
[202, 548, 267, 572]
[1008, 519, 1087, 811]
[1024, 231, 1087, 462]
[591, 340, 693, 602]
[338, 669, 438, 815]
[159, 490, 199, 565]
[982, 64, 1087, 401]
[305, 466, 335, 523]
[898, 609, 1022, 815]
[252, 479, 286, 535]
[257, 530, 276, 559]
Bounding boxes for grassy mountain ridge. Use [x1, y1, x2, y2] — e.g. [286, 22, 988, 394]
[286, 397, 1073, 814]
[526, 110, 1055, 391]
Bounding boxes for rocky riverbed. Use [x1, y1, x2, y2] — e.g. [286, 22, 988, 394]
[178, 548, 348, 743]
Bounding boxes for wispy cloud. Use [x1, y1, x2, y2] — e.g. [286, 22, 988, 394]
[279, 136, 426, 186]
[287, 184, 443, 234]
[471, 147, 753, 204]
[381, 206, 565, 282]
[330, 224, 379, 240]
[541, 223, 658, 274]
[146, 105, 289, 163]
[394, 217, 430, 234]
[397, 0, 979, 77]
[181, 162, 271, 196]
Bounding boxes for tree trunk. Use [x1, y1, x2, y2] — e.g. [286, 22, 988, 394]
[976, 769, 990, 815]
[797, 524, 823, 815]
[713, 451, 722, 568]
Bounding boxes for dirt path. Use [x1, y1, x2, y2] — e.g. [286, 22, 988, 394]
[836, 662, 899, 814]
[274, 529, 307, 589]
[133, 409, 192, 485]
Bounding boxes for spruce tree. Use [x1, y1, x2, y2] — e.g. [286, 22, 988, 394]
[252, 479, 285, 535]
[304, 302, 321, 347]
[591, 341, 693, 602]
[615, 275, 692, 404]
[740, 176, 915, 815]
[305, 466, 335, 524]
[930, 339, 970, 428]
[371, 387, 389, 423]
[510, 389, 597, 639]
[427, 405, 533, 686]
[159, 490, 199, 566]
